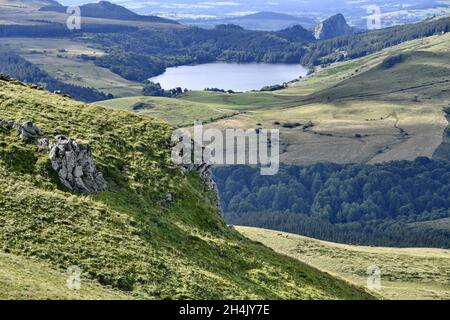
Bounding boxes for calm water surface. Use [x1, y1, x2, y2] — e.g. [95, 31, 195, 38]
[149, 62, 308, 92]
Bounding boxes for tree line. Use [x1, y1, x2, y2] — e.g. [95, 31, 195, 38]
[213, 158, 450, 248]
[90, 25, 310, 81]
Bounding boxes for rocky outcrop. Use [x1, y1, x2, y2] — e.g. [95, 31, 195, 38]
[314, 14, 353, 40]
[14, 121, 42, 140]
[0, 120, 42, 140]
[49, 136, 107, 194]
[182, 162, 222, 215]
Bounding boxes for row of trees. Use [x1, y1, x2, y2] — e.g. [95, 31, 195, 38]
[213, 158, 450, 248]
[142, 81, 186, 97]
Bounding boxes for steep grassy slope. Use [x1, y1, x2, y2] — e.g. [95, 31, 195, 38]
[0, 78, 373, 300]
[238, 227, 450, 300]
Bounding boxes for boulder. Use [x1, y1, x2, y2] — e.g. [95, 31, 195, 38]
[49, 136, 107, 194]
[38, 138, 50, 152]
[13, 121, 41, 140]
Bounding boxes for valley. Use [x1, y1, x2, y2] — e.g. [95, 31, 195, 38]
[0, 75, 374, 300]
[0, 0, 449, 302]
[100, 33, 450, 165]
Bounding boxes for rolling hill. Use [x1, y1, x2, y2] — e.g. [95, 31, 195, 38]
[0, 76, 373, 300]
[39, 1, 178, 24]
[0, 0, 183, 28]
[238, 227, 450, 300]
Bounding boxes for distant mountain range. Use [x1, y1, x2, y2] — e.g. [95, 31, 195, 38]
[180, 11, 317, 31]
[181, 10, 356, 39]
[38, 1, 355, 39]
[39, 0, 178, 24]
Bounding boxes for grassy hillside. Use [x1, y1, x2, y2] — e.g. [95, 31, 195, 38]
[0, 252, 131, 300]
[0, 78, 373, 300]
[238, 227, 450, 300]
[96, 91, 300, 127]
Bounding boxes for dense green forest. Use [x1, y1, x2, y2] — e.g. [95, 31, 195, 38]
[213, 159, 450, 248]
[90, 25, 310, 81]
[0, 48, 111, 102]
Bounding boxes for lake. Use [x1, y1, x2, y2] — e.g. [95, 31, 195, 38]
[148, 62, 308, 92]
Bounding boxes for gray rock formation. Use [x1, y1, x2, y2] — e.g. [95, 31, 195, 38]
[49, 136, 107, 194]
[38, 138, 50, 153]
[182, 162, 222, 215]
[314, 13, 353, 40]
[0, 120, 41, 140]
[14, 121, 42, 140]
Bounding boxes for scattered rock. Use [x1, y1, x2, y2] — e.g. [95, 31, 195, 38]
[0, 120, 41, 140]
[13, 121, 41, 140]
[131, 102, 155, 111]
[0, 120, 13, 131]
[49, 136, 107, 194]
[38, 137, 50, 153]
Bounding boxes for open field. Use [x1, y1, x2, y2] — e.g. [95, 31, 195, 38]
[95, 95, 240, 127]
[0, 252, 132, 300]
[238, 227, 450, 300]
[96, 91, 301, 126]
